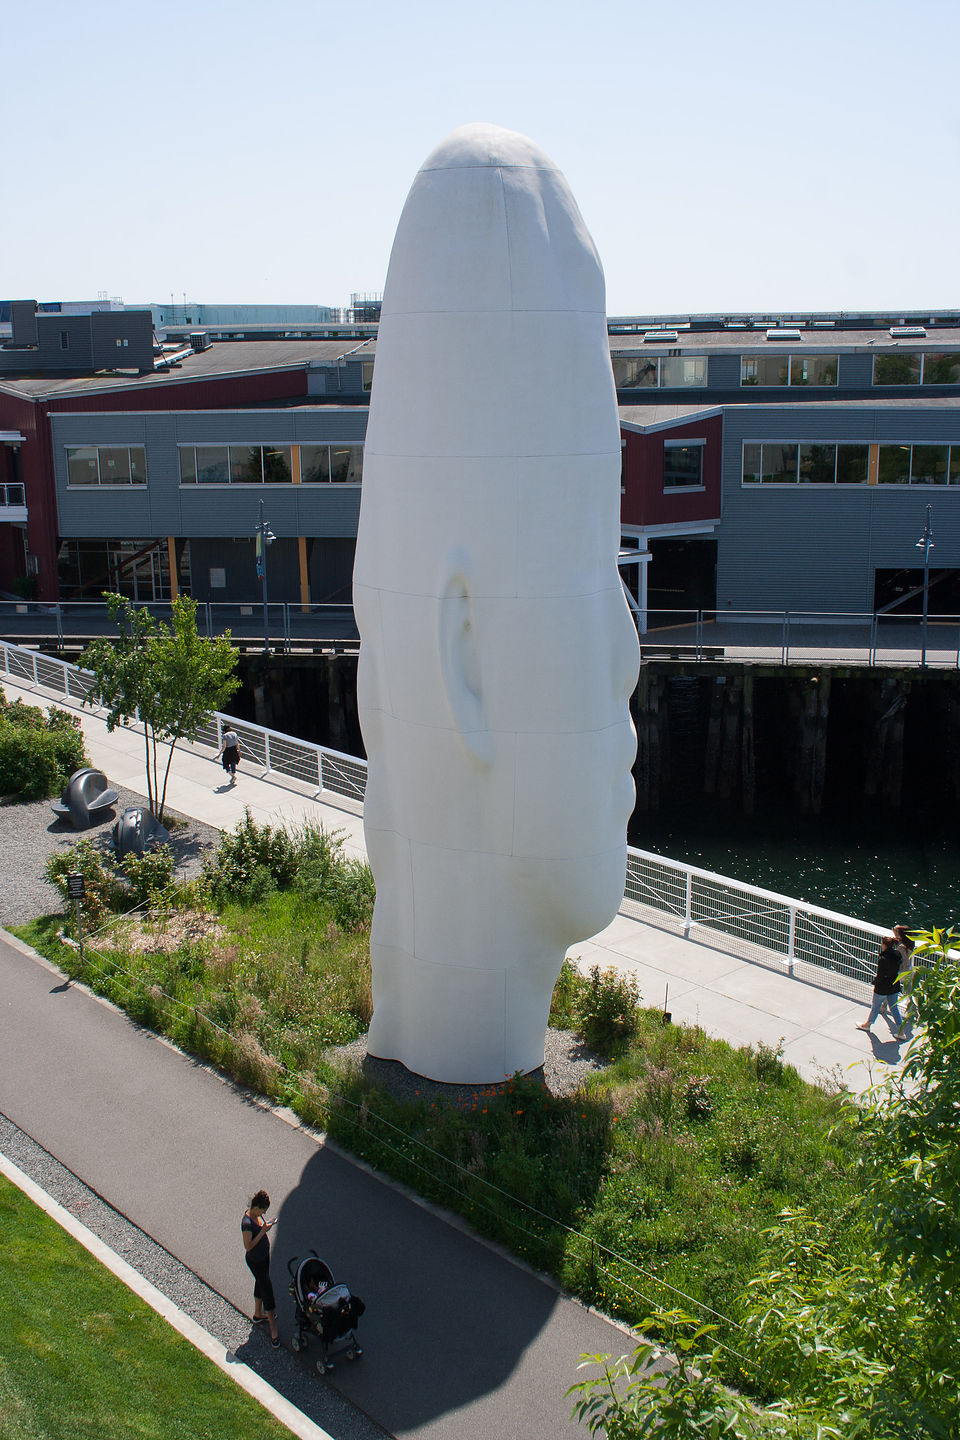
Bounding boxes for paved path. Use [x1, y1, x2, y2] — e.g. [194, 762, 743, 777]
[0, 930, 632, 1439]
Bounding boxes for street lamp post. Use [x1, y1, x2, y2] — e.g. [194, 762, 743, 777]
[915, 503, 934, 669]
[256, 499, 276, 652]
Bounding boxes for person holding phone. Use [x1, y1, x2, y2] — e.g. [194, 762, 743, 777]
[242, 1189, 280, 1345]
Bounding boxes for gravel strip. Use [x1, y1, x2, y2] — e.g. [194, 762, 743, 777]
[0, 1113, 388, 1440]
[0, 787, 221, 929]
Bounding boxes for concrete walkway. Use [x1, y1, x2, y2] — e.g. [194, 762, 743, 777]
[0, 672, 901, 1093]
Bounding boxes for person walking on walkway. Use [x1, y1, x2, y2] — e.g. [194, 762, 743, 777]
[857, 934, 904, 1035]
[242, 1189, 280, 1345]
[218, 727, 241, 784]
[892, 922, 916, 1032]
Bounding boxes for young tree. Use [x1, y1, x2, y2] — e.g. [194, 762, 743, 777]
[81, 594, 240, 823]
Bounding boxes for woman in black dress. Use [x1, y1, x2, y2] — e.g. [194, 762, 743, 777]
[242, 1189, 280, 1345]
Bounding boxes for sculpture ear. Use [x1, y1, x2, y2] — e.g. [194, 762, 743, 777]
[439, 567, 493, 768]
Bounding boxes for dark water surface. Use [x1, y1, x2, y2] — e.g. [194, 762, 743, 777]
[631, 812, 960, 930]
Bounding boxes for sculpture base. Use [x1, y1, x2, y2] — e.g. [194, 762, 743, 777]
[325, 1030, 607, 1108]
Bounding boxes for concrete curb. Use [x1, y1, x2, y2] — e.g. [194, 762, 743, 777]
[0, 1152, 334, 1440]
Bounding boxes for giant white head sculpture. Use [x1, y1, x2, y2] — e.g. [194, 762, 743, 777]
[353, 123, 639, 1083]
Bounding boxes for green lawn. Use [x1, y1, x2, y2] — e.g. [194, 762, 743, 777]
[0, 1175, 294, 1440]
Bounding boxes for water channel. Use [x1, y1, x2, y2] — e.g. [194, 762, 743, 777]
[631, 810, 959, 932]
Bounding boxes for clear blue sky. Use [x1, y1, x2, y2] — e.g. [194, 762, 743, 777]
[4, 0, 958, 316]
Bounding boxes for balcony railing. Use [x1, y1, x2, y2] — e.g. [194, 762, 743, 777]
[0, 600, 957, 667]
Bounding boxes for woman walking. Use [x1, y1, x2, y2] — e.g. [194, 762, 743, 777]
[893, 923, 916, 1032]
[856, 934, 904, 1036]
[218, 726, 241, 783]
[242, 1189, 280, 1345]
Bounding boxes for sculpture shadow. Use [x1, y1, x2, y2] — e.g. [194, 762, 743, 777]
[274, 1088, 611, 1434]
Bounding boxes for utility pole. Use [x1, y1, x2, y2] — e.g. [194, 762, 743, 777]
[256, 498, 276, 652]
[915, 504, 934, 669]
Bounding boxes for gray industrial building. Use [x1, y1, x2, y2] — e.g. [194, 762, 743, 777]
[1, 306, 958, 619]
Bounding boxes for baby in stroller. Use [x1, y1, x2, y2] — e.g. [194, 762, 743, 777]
[287, 1251, 365, 1373]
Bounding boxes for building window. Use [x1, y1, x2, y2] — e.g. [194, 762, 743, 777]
[741, 354, 838, 386]
[742, 442, 868, 485]
[873, 351, 960, 386]
[362, 361, 375, 392]
[613, 355, 708, 388]
[921, 353, 960, 385]
[300, 443, 363, 484]
[663, 442, 704, 489]
[60, 331, 69, 350]
[878, 443, 957, 484]
[873, 353, 921, 385]
[65, 445, 147, 486]
[178, 445, 293, 484]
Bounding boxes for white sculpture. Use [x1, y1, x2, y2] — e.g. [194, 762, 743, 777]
[353, 122, 639, 1083]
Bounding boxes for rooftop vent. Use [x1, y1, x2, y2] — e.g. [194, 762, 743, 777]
[643, 329, 678, 343]
[890, 325, 926, 338]
[766, 327, 802, 341]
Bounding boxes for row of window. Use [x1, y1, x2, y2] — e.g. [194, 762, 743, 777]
[613, 351, 960, 389]
[743, 442, 960, 486]
[67, 446, 147, 486]
[741, 354, 838, 387]
[64, 444, 364, 487]
[612, 356, 708, 388]
[872, 353, 960, 386]
[178, 445, 363, 485]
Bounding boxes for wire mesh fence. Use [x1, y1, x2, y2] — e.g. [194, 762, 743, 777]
[625, 849, 884, 999]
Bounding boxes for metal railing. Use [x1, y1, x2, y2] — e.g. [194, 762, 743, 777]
[0, 484, 26, 508]
[2, 599, 958, 666]
[624, 850, 886, 1001]
[1, 638, 885, 999]
[637, 607, 960, 668]
[0, 639, 366, 808]
[0, 599, 358, 653]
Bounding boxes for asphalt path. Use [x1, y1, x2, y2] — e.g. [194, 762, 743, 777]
[0, 931, 634, 1439]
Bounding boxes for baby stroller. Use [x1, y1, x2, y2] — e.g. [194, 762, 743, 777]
[287, 1251, 365, 1374]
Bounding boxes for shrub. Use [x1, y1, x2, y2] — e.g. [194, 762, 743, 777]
[685, 1074, 714, 1120]
[0, 702, 87, 801]
[45, 839, 125, 929]
[203, 813, 376, 929]
[550, 957, 587, 1029]
[577, 965, 641, 1055]
[754, 1038, 786, 1084]
[122, 845, 176, 907]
